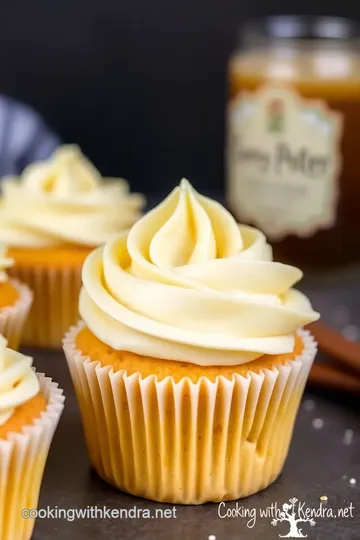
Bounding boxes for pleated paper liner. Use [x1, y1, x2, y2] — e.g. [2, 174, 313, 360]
[0, 373, 65, 540]
[9, 263, 82, 348]
[0, 279, 33, 350]
[64, 323, 317, 504]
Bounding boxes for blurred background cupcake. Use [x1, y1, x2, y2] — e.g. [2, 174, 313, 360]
[0, 244, 33, 349]
[0, 144, 146, 348]
[64, 179, 319, 504]
[0, 335, 64, 539]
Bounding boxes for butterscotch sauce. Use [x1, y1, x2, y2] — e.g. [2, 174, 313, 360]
[227, 17, 360, 268]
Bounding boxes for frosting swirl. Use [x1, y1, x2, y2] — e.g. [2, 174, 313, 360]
[0, 335, 39, 425]
[80, 179, 319, 366]
[0, 145, 145, 247]
[0, 245, 13, 283]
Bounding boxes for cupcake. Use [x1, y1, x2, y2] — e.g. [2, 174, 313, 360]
[0, 335, 64, 539]
[63, 179, 319, 504]
[0, 244, 33, 349]
[0, 144, 145, 348]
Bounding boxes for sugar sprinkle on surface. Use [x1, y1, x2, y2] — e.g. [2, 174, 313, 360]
[343, 429, 354, 445]
[342, 324, 360, 342]
[303, 399, 316, 411]
[312, 418, 324, 430]
[349, 478, 357, 485]
[320, 495, 328, 501]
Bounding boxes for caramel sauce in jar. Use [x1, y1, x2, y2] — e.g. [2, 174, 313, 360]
[227, 16, 360, 268]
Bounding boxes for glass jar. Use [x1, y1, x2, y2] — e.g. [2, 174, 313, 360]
[226, 16, 360, 268]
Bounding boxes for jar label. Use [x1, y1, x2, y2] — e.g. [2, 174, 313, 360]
[227, 85, 343, 239]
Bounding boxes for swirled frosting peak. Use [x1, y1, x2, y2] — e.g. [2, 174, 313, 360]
[80, 179, 320, 366]
[0, 335, 39, 426]
[21, 145, 102, 195]
[0, 145, 146, 247]
[0, 244, 13, 283]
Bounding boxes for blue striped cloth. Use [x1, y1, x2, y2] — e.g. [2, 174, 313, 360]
[0, 95, 60, 178]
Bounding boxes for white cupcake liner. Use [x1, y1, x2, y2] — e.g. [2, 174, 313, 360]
[9, 263, 82, 349]
[0, 372, 64, 540]
[63, 322, 317, 504]
[0, 279, 33, 350]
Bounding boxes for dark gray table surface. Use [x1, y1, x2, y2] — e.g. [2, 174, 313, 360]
[27, 267, 360, 540]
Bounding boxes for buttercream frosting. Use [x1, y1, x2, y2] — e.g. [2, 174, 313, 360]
[80, 179, 319, 366]
[0, 145, 145, 247]
[0, 335, 39, 425]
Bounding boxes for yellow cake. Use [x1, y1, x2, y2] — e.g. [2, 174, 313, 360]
[76, 326, 305, 381]
[0, 336, 64, 540]
[63, 179, 319, 504]
[0, 280, 19, 308]
[0, 245, 33, 349]
[0, 145, 145, 348]
[0, 393, 47, 439]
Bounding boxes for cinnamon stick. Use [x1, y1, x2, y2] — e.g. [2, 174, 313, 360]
[309, 363, 360, 394]
[307, 321, 360, 374]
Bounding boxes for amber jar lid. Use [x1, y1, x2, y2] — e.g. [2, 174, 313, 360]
[237, 16, 360, 48]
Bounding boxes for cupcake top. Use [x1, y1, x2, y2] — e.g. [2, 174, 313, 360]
[0, 335, 39, 425]
[80, 179, 319, 366]
[0, 245, 13, 283]
[0, 145, 146, 247]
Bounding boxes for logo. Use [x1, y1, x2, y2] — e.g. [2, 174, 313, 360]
[268, 98, 284, 132]
[271, 498, 315, 538]
[218, 496, 354, 537]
